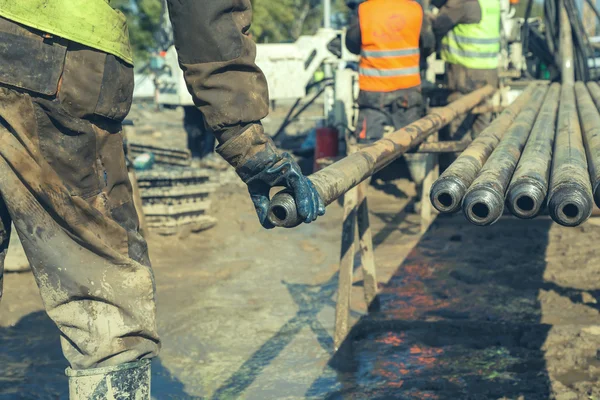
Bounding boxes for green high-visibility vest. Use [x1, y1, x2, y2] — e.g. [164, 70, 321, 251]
[441, 0, 500, 70]
[0, 0, 133, 65]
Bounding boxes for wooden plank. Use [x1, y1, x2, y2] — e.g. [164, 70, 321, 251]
[136, 169, 211, 182]
[146, 214, 217, 228]
[147, 216, 218, 236]
[128, 142, 191, 158]
[334, 183, 358, 351]
[356, 179, 378, 311]
[142, 201, 211, 216]
[140, 183, 218, 199]
[421, 132, 439, 233]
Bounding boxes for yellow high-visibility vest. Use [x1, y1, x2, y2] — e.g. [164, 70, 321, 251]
[0, 0, 133, 64]
[441, 0, 500, 70]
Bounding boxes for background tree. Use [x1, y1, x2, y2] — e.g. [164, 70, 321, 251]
[113, 0, 349, 60]
[113, 0, 164, 62]
[250, 0, 347, 43]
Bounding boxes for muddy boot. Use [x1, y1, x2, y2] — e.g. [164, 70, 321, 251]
[66, 359, 151, 400]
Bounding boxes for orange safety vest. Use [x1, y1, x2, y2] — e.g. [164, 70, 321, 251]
[358, 0, 423, 92]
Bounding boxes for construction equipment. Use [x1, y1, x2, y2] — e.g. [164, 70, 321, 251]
[156, 28, 353, 107]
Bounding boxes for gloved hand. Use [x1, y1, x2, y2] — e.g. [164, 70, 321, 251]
[217, 124, 325, 229]
[246, 152, 325, 228]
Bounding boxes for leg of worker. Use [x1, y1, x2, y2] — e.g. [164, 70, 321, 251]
[468, 69, 499, 136]
[354, 106, 393, 144]
[0, 89, 158, 392]
[184, 106, 205, 159]
[392, 92, 428, 211]
[0, 32, 159, 398]
[445, 63, 468, 139]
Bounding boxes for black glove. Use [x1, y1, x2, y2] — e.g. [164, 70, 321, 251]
[217, 124, 325, 229]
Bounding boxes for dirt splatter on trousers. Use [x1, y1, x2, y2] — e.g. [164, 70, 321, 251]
[0, 18, 159, 370]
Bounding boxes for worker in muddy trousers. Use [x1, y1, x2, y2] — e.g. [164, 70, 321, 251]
[0, 1, 324, 398]
[345, 0, 435, 199]
[432, 0, 501, 137]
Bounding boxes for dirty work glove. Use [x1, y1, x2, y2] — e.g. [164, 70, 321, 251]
[216, 124, 325, 229]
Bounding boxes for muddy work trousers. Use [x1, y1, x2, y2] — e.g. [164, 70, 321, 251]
[0, 18, 159, 370]
[446, 63, 499, 138]
[354, 88, 424, 144]
[353, 88, 430, 187]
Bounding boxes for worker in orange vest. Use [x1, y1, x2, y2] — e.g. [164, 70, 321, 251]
[346, 0, 434, 144]
[345, 0, 434, 204]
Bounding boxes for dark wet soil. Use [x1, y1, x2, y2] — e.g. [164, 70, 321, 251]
[318, 217, 600, 400]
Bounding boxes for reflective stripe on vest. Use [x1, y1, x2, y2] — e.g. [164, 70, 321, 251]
[441, 0, 500, 70]
[0, 0, 133, 64]
[358, 0, 423, 92]
[359, 66, 420, 77]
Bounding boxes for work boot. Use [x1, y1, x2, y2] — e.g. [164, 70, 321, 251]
[66, 359, 151, 400]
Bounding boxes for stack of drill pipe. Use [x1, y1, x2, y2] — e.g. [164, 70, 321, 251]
[547, 83, 594, 227]
[429, 81, 600, 228]
[583, 81, 600, 207]
[506, 83, 561, 219]
[430, 83, 539, 214]
[461, 85, 548, 226]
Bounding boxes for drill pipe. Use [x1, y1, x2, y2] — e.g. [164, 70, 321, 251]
[548, 84, 593, 227]
[583, 81, 600, 207]
[431, 83, 538, 214]
[266, 85, 496, 228]
[506, 83, 561, 219]
[462, 85, 548, 226]
[559, 2, 575, 85]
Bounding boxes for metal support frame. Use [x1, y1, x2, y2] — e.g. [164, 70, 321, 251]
[420, 132, 440, 232]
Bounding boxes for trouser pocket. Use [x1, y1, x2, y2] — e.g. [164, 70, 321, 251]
[58, 43, 134, 122]
[0, 18, 66, 95]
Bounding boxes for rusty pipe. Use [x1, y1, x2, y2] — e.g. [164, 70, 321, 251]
[430, 83, 539, 214]
[583, 81, 600, 208]
[462, 85, 548, 226]
[266, 85, 496, 228]
[548, 84, 593, 227]
[506, 83, 561, 219]
[416, 135, 472, 153]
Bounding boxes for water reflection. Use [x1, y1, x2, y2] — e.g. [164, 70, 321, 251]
[308, 217, 554, 399]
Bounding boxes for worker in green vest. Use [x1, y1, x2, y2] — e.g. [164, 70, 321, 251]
[432, 0, 501, 136]
[0, 0, 324, 398]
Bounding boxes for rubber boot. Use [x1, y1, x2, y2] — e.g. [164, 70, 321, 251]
[66, 359, 151, 400]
